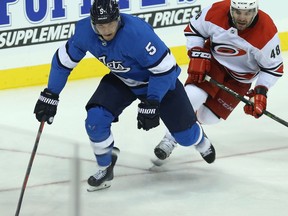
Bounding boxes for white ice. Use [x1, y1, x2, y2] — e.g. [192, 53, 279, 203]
[1, 52, 288, 216]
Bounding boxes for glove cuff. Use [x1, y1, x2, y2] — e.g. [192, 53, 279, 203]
[43, 88, 59, 100]
[187, 47, 211, 59]
[145, 99, 160, 106]
[39, 88, 59, 105]
[255, 85, 268, 97]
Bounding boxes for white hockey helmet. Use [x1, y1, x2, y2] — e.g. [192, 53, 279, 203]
[230, 0, 258, 11]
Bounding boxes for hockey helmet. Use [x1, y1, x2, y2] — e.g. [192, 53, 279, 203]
[90, 0, 120, 25]
[230, 0, 258, 10]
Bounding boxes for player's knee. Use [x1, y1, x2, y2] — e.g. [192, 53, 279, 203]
[197, 106, 221, 125]
[185, 84, 208, 111]
[172, 122, 203, 146]
[85, 106, 114, 142]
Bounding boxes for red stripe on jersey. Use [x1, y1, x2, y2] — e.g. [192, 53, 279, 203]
[184, 24, 192, 34]
[225, 68, 258, 81]
[275, 64, 284, 75]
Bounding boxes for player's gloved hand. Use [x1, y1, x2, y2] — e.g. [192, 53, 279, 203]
[187, 47, 211, 83]
[244, 85, 268, 118]
[34, 88, 59, 124]
[137, 99, 160, 131]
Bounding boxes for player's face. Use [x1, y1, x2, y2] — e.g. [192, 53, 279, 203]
[95, 20, 118, 41]
[231, 8, 256, 31]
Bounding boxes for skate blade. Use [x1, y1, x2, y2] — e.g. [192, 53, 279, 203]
[150, 158, 166, 167]
[87, 181, 112, 192]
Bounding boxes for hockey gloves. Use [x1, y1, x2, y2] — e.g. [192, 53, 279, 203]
[34, 88, 59, 124]
[244, 85, 268, 118]
[137, 99, 160, 131]
[187, 47, 211, 83]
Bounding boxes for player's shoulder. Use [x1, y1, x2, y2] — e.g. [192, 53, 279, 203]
[120, 13, 157, 43]
[75, 17, 91, 28]
[204, 1, 230, 29]
[74, 17, 94, 37]
[121, 13, 153, 34]
[208, 0, 230, 14]
[119, 14, 167, 57]
[242, 10, 278, 49]
[256, 10, 277, 34]
[72, 17, 97, 48]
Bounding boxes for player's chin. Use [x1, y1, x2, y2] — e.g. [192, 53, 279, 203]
[236, 23, 247, 31]
[103, 34, 115, 41]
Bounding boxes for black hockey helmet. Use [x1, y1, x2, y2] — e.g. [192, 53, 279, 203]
[90, 0, 120, 25]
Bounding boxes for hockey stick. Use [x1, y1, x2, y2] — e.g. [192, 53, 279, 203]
[15, 120, 45, 216]
[205, 75, 288, 127]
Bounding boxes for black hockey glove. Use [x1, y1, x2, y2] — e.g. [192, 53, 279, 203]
[34, 88, 59, 124]
[137, 99, 160, 131]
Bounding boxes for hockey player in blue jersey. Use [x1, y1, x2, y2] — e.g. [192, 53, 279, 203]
[34, 0, 215, 191]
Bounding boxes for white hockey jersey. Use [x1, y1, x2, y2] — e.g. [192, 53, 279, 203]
[184, 1, 284, 89]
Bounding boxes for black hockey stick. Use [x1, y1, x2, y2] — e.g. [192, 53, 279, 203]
[15, 120, 45, 216]
[205, 75, 288, 128]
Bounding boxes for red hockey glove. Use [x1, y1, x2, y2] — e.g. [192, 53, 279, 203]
[187, 47, 211, 83]
[244, 85, 268, 118]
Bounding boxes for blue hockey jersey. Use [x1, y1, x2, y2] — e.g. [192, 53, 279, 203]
[48, 13, 181, 102]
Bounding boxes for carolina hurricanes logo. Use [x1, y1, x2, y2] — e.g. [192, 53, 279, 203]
[211, 42, 246, 57]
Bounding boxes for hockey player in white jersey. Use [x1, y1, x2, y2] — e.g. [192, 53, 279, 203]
[33, 0, 216, 191]
[154, 0, 284, 161]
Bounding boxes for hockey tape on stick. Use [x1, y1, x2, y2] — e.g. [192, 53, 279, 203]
[205, 75, 288, 128]
[15, 120, 45, 216]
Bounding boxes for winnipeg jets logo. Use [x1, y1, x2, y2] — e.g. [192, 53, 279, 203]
[99, 56, 131, 73]
[107, 61, 130, 73]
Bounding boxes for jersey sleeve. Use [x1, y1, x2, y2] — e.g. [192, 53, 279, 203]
[255, 33, 284, 89]
[147, 49, 181, 102]
[184, 5, 212, 50]
[47, 22, 87, 94]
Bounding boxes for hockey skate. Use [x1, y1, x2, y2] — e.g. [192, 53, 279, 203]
[154, 135, 177, 160]
[87, 147, 119, 192]
[154, 132, 216, 164]
[195, 133, 215, 164]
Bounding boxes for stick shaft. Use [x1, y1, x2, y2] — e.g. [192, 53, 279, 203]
[15, 121, 45, 216]
[205, 75, 288, 127]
